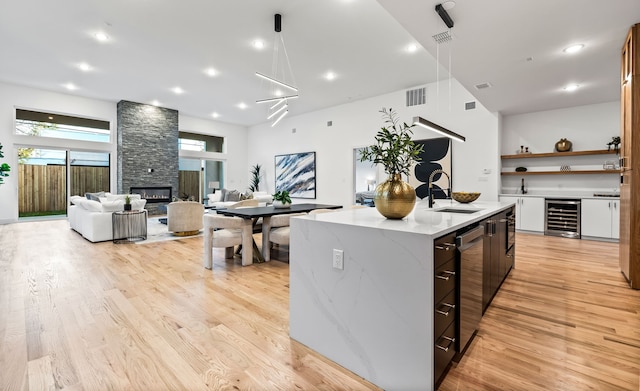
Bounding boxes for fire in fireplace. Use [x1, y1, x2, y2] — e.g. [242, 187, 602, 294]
[130, 186, 172, 203]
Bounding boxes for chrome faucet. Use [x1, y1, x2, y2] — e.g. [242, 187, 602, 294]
[428, 169, 451, 208]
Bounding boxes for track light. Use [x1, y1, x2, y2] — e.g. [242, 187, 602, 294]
[435, 4, 454, 29]
[413, 116, 465, 142]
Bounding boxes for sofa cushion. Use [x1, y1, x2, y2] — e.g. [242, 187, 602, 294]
[101, 200, 124, 212]
[225, 190, 241, 202]
[84, 199, 103, 212]
[131, 199, 147, 211]
[70, 195, 85, 205]
[208, 192, 222, 202]
[219, 188, 228, 201]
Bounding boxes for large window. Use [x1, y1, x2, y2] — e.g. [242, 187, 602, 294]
[16, 109, 110, 143]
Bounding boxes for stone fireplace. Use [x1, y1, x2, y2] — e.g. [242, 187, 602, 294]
[117, 100, 179, 215]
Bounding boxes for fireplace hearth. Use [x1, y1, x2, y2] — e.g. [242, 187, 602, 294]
[130, 186, 172, 203]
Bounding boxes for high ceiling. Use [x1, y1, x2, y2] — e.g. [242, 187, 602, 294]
[1, 0, 639, 127]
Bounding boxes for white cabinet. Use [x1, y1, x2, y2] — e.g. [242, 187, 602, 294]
[581, 199, 620, 240]
[499, 196, 545, 232]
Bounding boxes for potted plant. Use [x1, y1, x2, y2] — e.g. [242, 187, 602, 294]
[249, 164, 261, 192]
[0, 142, 10, 185]
[272, 190, 292, 208]
[124, 194, 132, 211]
[359, 108, 423, 219]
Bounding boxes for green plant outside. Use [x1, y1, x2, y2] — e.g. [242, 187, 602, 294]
[0, 142, 10, 185]
[358, 108, 423, 177]
[19, 210, 66, 217]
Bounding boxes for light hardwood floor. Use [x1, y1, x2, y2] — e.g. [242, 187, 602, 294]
[0, 220, 638, 390]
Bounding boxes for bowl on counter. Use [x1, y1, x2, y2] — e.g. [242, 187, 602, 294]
[451, 192, 481, 203]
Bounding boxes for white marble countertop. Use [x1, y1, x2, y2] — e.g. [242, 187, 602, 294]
[499, 192, 619, 199]
[295, 200, 514, 239]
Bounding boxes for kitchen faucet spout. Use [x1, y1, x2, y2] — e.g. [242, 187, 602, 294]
[428, 169, 451, 208]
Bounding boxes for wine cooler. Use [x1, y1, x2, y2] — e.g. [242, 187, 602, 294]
[545, 199, 581, 239]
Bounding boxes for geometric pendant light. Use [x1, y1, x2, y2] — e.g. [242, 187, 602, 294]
[255, 13, 299, 127]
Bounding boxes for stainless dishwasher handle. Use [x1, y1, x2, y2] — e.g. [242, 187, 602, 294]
[435, 270, 456, 280]
[436, 303, 455, 316]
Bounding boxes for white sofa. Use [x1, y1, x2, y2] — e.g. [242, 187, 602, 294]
[68, 194, 147, 242]
[207, 190, 273, 209]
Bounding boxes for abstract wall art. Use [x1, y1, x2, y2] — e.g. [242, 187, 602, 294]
[408, 138, 452, 200]
[275, 151, 316, 199]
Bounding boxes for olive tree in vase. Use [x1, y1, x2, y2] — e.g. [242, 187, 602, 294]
[359, 108, 423, 219]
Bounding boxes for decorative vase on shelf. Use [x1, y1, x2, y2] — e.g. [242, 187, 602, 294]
[555, 138, 572, 152]
[374, 174, 416, 219]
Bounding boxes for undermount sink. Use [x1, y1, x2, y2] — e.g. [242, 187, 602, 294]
[435, 208, 482, 214]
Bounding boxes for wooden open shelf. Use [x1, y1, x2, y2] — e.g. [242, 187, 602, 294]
[501, 170, 619, 176]
[501, 149, 617, 159]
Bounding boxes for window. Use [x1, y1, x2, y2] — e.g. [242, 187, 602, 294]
[15, 109, 110, 143]
[178, 131, 224, 153]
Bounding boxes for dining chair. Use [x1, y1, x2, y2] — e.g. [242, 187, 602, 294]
[203, 214, 253, 268]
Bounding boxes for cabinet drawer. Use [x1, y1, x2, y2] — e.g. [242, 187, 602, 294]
[434, 321, 456, 384]
[434, 232, 457, 267]
[434, 289, 456, 338]
[434, 258, 456, 304]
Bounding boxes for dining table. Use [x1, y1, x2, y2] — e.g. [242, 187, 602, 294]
[216, 203, 343, 263]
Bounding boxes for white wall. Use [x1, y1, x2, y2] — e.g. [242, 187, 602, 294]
[247, 79, 501, 207]
[0, 81, 249, 224]
[501, 102, 620, 194]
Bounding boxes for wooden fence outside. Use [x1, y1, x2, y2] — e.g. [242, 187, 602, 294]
[19, 165, 109, 213]
[18, 165, 201, 214]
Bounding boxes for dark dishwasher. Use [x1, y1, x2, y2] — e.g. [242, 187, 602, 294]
[455, 225, 484, 359]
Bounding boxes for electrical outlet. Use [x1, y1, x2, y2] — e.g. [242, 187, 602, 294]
[332, 249, 344, 270]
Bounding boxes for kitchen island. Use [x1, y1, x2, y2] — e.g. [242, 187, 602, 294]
[289, 200, 515, 391]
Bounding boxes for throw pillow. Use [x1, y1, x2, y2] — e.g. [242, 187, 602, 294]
[219, 188, 228, 202]
[208, 192, 222, 202]
[225, 190, 241, 202]
[85, 191, 106, 202]
[70, 195, 84, 205]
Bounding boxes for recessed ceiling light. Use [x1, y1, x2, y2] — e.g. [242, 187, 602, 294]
[171, 87, 184, 94]
[151, 100, 161, 106]
[252, 40, 265, 50]
[273, 89, 284, 96]
[78, 62, 92, 72]
[325, 71, 337, 81]
[237, 102, 248, 110]
[406, 44, 419, 53]
[442, 1, 456, 10]
[563, 44, 584, 54]
[563, 84, 580, 92]
[94, 32, 109, 42]
[204, 68, 217, 77]
[48, 116, 54, 120]
[63, 83, 77, 91]
[211, 112, 220, 118]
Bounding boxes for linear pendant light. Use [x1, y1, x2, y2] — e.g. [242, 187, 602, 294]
[255, 72, 299, 92]
[256, 94, 299, 104]
[413, 116, 465, 142]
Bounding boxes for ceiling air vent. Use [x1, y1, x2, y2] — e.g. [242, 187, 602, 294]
[474, 82, 492, 90]
[406, 87, 426, 107]
[465, 101, 476, 110]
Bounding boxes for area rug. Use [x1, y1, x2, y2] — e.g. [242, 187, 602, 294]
[136, 217, 203, 244]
